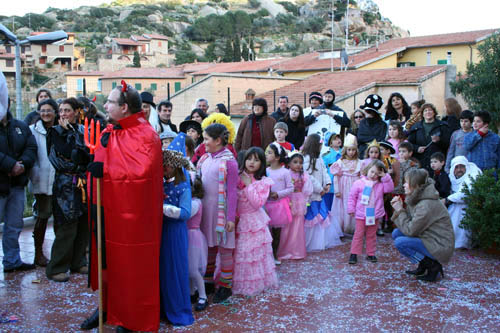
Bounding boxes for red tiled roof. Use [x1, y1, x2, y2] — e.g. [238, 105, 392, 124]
[178, 62, 218, 73]
[230, 66, 446, 116]
[143, 33, 169, 41]
[192, 58, 285, 76]
[112, 38, 141, 46]
[101, 67, 185, 79]
[65, 71, 105, 76]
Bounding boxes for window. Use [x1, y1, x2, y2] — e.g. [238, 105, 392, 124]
[6, 60, 13, 67]
[41, 45, 47, 52]
[112, 82, 117, 89]
[158, 41, 162, 47]
[135, 83, 142, 90]
[150, 83, 157, 91]
[59, 45, 64, 52]
[97, 79, 102, 92]
[174, 82, 181, 92]
[437, 59, 447, 65]
[77, 79, 83, 91]
[39, 57, 46, 65]
[397, 62, 415, 68]
[5, 46, 11, 53]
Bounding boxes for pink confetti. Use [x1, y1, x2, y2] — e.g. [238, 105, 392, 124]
[438, 288, 447, 291]
[452, 278, 461, 281]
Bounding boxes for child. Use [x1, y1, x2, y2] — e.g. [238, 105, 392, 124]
[303, 134, 341, 251]
[445, 110, 474, 173]
[233, 147, 278, 296]
[160, 131, 177, 149]
[322, 131, 342, 212]
[274, 122, 295, 152]
[265, 143, 293, 264]
[430, 152, 451, 198]
[331, 134, 362, 235]
[197, 123, 238, 304]
[464, 110, 500, 171]
[278, 151, 313, 260]
[180, 119, 203, 148]
[187, 175, 209, 311]
[387, 120, 406, 159]
[347, 160, 394, 264]
[361, 139, 382, 170]
[394, 142, 419, 200]
[379, 140, 401, 234]
[160, 133, 194, 325]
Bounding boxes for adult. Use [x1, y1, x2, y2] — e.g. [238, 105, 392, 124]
[156, 100, 178, 134]
[464, 110, 500, 171]
[81, 82, 163, 332]
[188, 108, 207, 123]
[1, 98, 37, 273]
[407, 103, 450, 172]
[391, 168, 454, 282]
[195, 98, 209, 114]
[29, 98, 58, 267]
[445, 110, 474, 173]
[347, 109, 365, 137]
[445, 156, 481, 249]
[281, 104, 306, 149]
[234, 98, 276, 152]
[270, 96, 289, 121]
[357, 94, 388, 158]
[77, 96, 107, 129]
[304, 91, 323, 126]
[442, 98, 462, 133]
[215, 103, 229, 115]
[24, 88, 52, 125]
[45, 98, 89, 283]
[385, 92, 411, 123]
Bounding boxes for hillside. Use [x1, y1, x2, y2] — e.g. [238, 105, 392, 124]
[0, 0, 409, 65]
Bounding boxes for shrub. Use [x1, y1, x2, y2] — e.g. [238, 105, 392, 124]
[248, 0, 260, 9]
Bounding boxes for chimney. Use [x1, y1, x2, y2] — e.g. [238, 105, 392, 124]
[426, 50, 431, 66]
[447, 51, 452, 64]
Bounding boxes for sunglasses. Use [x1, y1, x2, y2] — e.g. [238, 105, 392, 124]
[354, 116, 364, 119]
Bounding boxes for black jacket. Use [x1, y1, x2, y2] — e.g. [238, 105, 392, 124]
[0, 112, 37, 195]
[270, 108, 288, 122]
[431, 170, 451, 199]
[24, 110, 40, 126]
[357, 117, 388, 158]
[407, 119, 451, 172]
[280, 117, 306, 150]
[442, 115, 460, 134]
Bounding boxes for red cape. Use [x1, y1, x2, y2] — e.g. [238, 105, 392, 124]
[88, 112, 163, 331]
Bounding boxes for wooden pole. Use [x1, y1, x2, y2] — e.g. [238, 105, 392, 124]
[97, 178, 103, 332]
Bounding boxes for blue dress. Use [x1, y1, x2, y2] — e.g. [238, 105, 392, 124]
[322, 148, 342, 212]
[159, 179, 194, 326]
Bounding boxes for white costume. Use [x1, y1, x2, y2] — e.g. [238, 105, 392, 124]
[447, 156, 482, 249]
[0, 71, 8, 120]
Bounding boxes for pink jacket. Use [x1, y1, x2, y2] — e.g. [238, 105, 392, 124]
[347, 174, 394, 220]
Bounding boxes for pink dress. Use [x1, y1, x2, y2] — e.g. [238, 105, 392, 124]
[265, 167, 293, 227]
[388, 138, 403, 160]
[233, 175, 278, 296]
[277, 171, 312, 260]
[331, 158, 361, 235]
[187, 198, 208, 278]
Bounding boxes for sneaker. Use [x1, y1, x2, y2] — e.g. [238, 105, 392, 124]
[367, 256, 378, 263]
[348, 254, 357, 265]
[213, 286, 232, 304]
[195, 297, 208, 311]
[50, 272, 70, 282]
[376, 229, 385, 237]
[3, 262, 36, 273]
[274, 259, 281, 265]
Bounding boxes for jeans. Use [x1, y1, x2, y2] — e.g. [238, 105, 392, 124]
[392, 228, 435, 264]
[0, 186, 26, 269]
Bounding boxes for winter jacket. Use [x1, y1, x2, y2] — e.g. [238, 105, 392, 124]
[280, 117, 306, 150]
[445, 129, 471, 173]
[392, 178, 454, 264]
[357, 117, 388, 158]
[442, 115, 460, 134]
[464, 130, 500, 171]
[347, 174, 394, 220]
[270, 107, 288, 122]
[407, 119, 451, 172]
[0, 112, 37, 196]
[29, 120, 56, 195]
[431, 170, 451, 199]
[235, 114, 276, 152]
[24, 109, 40, 126]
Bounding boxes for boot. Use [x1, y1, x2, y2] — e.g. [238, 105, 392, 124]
[80, 308, 107, 330]
[33, 218, 49, 267]
[406, 260, 427, 276]
[417, 257, 444, 282]
[213, 286, 232, 304]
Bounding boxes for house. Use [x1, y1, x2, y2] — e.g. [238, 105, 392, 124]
[65, 71, 105, 98]
[27, 32, 76, 71]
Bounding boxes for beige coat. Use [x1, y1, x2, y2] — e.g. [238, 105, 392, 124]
[392, 178, 455, 264]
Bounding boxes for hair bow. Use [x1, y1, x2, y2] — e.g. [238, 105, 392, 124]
[121, 80, 128, 92]
[92, 96, 97, 102]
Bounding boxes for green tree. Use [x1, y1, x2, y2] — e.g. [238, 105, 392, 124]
[233, 38, 241, 62]
[175, 50, 197, 65]
[133, 51, 141, 68]
[222, 38, 233, 62]
[204, 42, 217, 62]
[241, 40, 249, 61]
[451, 34, 500, 127]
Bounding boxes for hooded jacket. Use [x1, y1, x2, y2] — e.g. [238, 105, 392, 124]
[357, 117, 388, 158]
[392, 178, 454, 264]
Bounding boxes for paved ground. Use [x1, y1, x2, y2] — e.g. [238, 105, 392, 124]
[1, 223, 499, 332]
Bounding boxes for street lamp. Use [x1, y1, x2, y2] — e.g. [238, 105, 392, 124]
[0, 24, 67, 119]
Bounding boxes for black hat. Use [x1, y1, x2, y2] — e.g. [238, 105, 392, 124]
[360, 94, 384, 115]
[179, 120, 202, 135]
[140, 92, 156, 108]
[324, 89, 335, 102]
[309, 91, 323, 104]
[379, 140, 395, 154]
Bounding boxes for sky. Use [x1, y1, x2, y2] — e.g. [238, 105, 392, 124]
[3, 0, 500, 37]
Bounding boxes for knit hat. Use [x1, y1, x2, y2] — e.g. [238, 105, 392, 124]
[360, 94, 384, 115]
[309, 91, 323, 104]
[379, 140, 396, 154]
[343, 133, 358, 148]
[274, 121, 288, 133]
[324, 89, 336, 102]
[159, 131, 177, 141]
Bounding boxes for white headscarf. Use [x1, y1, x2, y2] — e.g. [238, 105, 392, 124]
[448, 155, 482, 203]
[148, 105, 159, 131]
[0, 71, 8, 120]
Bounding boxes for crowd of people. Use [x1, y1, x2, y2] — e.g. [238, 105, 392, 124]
[1, 70, 500, 331]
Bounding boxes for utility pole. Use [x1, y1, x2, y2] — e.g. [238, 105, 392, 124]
[330, 0, 335, 72]
[345, 0, 349, 51]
